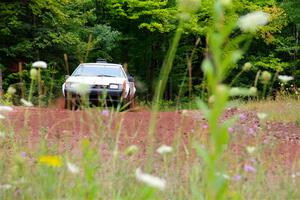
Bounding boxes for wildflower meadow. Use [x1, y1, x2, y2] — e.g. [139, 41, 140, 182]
[1, 0, 300, 199]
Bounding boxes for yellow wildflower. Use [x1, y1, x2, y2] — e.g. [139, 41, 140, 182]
[39, 155, 62, 167]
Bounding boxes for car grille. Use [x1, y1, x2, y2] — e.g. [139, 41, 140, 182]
[91, 84, 108, 89]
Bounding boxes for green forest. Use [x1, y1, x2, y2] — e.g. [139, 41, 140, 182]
[1, 0, 299, 104]
[2, 1, 300, 199]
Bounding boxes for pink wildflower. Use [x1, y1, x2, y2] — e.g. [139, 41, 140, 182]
[101, 109, 110, 117]
[247, 128, 255, 135]
[232, 175, 241, 181]
[244, 164, 256, 173]
[202, 124, 208, 129]
[239, 113, 247, 121]
[228, 127, 234, 133]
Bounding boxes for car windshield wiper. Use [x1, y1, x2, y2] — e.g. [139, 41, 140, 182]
[97, 74, 116, 77]
[73, 74, 91, 76]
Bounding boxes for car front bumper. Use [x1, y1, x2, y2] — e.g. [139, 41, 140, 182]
[64, 88, 124, 102]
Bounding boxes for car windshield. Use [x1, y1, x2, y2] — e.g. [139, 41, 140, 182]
[72, 65, 125, 78]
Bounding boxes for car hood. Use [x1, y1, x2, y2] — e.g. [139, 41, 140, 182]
[65, 76, 126, 85]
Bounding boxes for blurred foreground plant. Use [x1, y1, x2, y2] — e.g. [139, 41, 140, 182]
[147, 0, 269, 198]
[194, 1, 269, 199]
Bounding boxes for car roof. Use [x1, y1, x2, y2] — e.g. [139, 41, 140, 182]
[80, 63, 122, 68]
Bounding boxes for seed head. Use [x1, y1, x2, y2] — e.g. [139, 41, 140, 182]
[125, 145, 139, 156]
[261, 71, 271, 83]
[242, 62, 252, 71]
[7, 86, 16, 95]
[178, 0, 200, 14]
[30, 68, 38, 80]
[221, 0, 232, 7]
[249, 87, 257, 95]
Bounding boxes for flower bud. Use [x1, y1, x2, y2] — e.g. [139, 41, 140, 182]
[221, 0, 232, 7]
[216, 84, 229, 98]
[7, 86, 16, 95]
[125, 145, 139, 156]
[208, 95, 215, 104]
[178, 0, 200, 14]
[30, 68, 38, 80]
[261, 71, 271, 83]
[242, 62, 252, 71]
[249, 87, 257, 95]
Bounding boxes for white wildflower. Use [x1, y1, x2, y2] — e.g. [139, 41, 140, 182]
[292, 172, 300, 178]
[238, 11, 269, 32]
[67, 162, 80, 174]
[222, 174, 230, 180]
[216, 172, 230, 180]
[278, 75, 294, 83]
[135, 168, 166, 191]
[32, 61, 47, 69]
[20, 98, 33, 107]
[257, 112, 268, 120]
[0, 105, 13, 112]
[156, 145, 173, 155]
[246, 146, 256, 154]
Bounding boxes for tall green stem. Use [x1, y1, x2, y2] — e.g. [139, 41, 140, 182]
[146, 21, 184, 168]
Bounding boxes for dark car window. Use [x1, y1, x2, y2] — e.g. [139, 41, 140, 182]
[72, 65, 125, 78]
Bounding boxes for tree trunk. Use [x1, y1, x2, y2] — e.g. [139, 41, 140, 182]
[295, 24, 298, 60]
[0, 69, 2, 97]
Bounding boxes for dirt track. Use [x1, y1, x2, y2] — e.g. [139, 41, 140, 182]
[3, 105, 300, 165]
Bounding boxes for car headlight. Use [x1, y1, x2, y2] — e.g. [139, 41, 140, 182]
[109, 84, 121, 89]
[65, 82, 78, 88]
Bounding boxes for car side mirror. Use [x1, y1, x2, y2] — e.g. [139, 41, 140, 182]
[128, 76, 134, 82]
[65, 75, 70, 79]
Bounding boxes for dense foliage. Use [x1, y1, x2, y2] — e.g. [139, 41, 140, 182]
[0, 0, 299, 102]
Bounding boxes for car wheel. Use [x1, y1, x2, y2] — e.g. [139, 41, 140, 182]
[64, 98, 71, 110]
[64, 98, 77, 110]
[129, 98, 136, 109]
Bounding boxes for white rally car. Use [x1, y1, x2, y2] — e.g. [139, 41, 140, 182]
[62, 60, 136, 109]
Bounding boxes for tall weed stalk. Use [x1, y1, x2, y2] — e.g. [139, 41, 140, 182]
[194, 1, 268, 199]
[147, 0, 269, 198]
